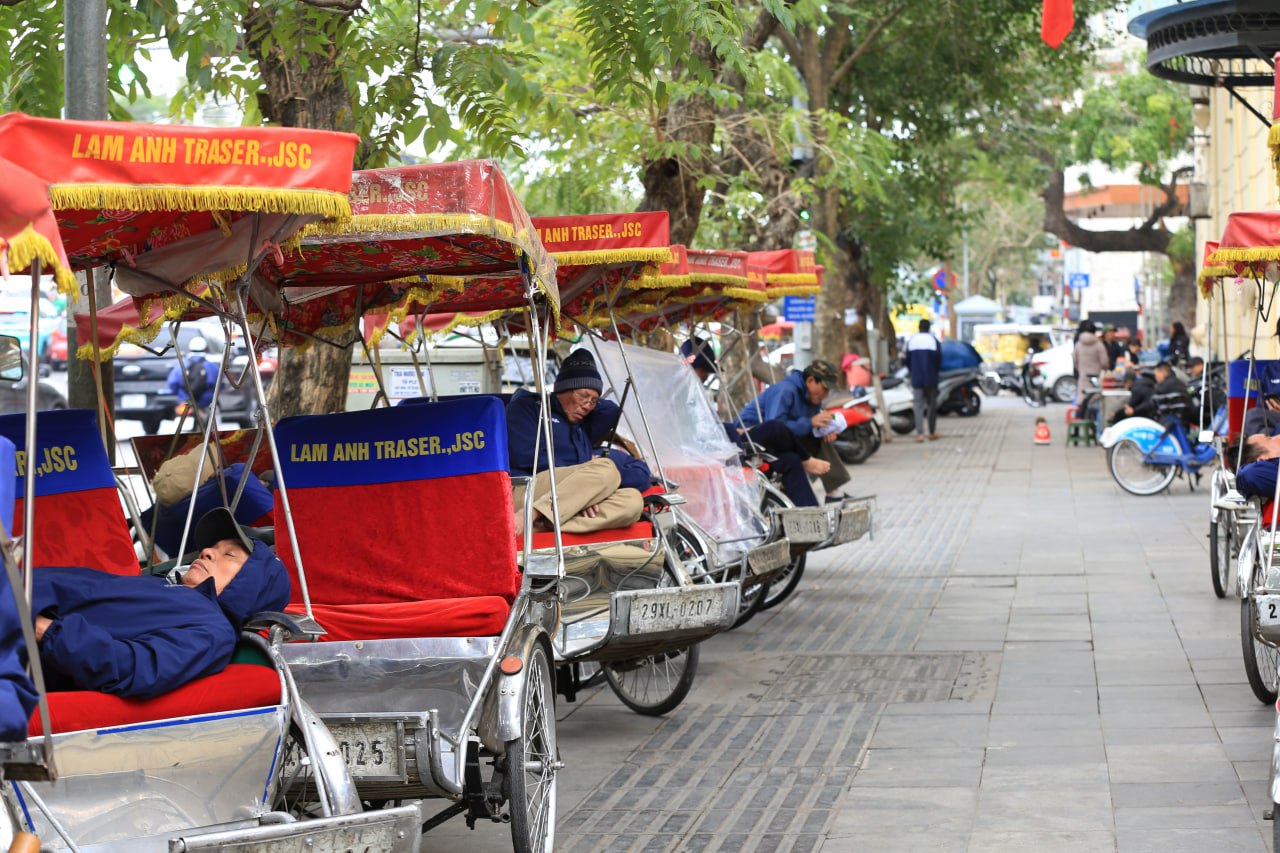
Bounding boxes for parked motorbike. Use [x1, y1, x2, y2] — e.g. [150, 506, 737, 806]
[882, 366, 984, 434]
[826, 392, 882, 465]
[1000, 349, 1048, 407]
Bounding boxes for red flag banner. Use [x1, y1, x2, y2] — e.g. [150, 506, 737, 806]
[1041, 0, 1074, 49]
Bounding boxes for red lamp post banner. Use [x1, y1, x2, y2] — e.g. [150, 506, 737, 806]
[0, 157, 75, 294]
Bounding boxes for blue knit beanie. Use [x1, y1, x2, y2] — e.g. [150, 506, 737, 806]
[554, 349, 603, 394]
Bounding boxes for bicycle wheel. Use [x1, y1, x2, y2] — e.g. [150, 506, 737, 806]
[1107, 438, 1176, 496]
[603, 644, 699, 716]
[758, 491, 807, 611]
[1210, 516, 1232, 599]
[506, 642, 558, 853]
[1240, 597, 1280, 704]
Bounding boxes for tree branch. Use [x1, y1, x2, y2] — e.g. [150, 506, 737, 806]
[831, 3, 908, 89]
[297, 0, 363, 11]
[1041, 161, 1174, 255]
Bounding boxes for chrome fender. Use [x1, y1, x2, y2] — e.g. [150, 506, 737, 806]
[1099, 416, 1174, 452]
[478, 627, 550, 755]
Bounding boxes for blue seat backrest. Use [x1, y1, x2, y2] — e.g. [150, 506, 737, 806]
[399, 393, 513, 409]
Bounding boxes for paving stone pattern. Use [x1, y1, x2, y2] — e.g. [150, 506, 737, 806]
[429, 397, 1274, 852]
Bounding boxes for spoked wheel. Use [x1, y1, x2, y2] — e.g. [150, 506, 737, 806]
[273, 715, 359, 819]
[758, 491, 807, 612]
[602, 643, 699, 716]
[1210, 515, 1232, 599]
[1240, 597, 1280, 704]
[1108, 439, 1176, 496]
[506, 642, 557, 853]
[761, 553, 806, 611]
[1022, 381, 1046, 408]
[733, 579, 769, 629]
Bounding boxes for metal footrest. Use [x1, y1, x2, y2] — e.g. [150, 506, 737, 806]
[172, 802, 423, 852]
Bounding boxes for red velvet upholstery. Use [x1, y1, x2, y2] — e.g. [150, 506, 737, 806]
[293, 597, 510, 642]
[14, 489, 137, 575]
[275, 473, 520, 605]
[28, 664, 281, 736]
[527, 520, 656, 550]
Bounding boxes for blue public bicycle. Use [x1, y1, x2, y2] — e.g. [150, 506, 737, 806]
[1101, 403, 1226, 496]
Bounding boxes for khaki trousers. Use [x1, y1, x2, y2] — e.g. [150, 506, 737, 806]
[517, 457, 644, 533]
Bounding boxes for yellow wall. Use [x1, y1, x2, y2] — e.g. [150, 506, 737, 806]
[1197, 83, 1278, 363]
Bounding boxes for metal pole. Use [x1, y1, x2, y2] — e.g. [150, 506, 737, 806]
[21, 263, 41, 607]
[64, 1, 115, 441]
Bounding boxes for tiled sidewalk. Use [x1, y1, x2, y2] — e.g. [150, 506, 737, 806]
[432, 396, 1274, 852]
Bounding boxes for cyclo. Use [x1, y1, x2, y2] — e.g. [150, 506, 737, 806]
[0, 114, 433, 851]
[70, 159, 571, 850]
[596, 246, 874, 614]
[387, 209, 746, 718]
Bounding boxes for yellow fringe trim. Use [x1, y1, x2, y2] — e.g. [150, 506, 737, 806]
[720, 287, 768, 303]
[1270, 123, 1280, 202]
[551, 247, 671, 267]
[50, 185, 352, 220]
[1208, 247, 1280, 265]
[305, 212, 517, 241]
[766, 285, 821, 298]
[1198, 264, 1233, 285]
[632, 273, 692, 290]
[75, 314, 167, 361]
[2, 225, 78, 297]
[767, 273, 818, 286]
[689, 273, 750, 286]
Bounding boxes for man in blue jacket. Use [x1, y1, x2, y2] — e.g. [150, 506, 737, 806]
[506, 349, 651, 533]
[31, 508, 290, 700]
[904, 319, 942, 442]
[737, 359, 849, 502]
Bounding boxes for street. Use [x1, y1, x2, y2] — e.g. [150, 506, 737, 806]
[428, 394, 1273, 852]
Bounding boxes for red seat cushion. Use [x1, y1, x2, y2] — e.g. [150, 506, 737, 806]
[276, 474, 519, 606]
[527, 519, 655, 550]
[1264, 501, 1277, 526]
[28, 664, 281, 736]
[291, 597, 510, 642]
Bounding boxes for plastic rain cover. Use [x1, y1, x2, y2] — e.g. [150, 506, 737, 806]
[589, 340, 768, 559]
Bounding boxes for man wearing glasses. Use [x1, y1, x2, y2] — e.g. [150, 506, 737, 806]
[506, 349, 651, 534]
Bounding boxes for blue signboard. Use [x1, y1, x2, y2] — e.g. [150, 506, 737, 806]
[1068, 272, 1090, 289]
[783, 296, 816, 322]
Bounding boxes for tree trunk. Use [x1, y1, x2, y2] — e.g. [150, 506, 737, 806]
[245, 6, 359, 418]
[1167, 261, 1197, 332]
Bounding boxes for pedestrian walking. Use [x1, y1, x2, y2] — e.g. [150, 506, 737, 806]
[1072, 319, 1109, 417]
[904, 319, 942, 442]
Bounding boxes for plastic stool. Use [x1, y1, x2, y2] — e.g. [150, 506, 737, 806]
[1066, 419, 1096, 447]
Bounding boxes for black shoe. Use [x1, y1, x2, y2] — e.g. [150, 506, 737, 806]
[825, 494, 845, 505]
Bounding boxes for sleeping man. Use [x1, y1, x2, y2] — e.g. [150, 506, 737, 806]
[31, 508, 290, 700]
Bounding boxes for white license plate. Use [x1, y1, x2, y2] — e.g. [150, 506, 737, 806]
[835, 506, 870, 543]
[1258, 595, 1280, 629]
[627, 589, 725, 634]
[746, 539, 790, 575]
[244, 824, 395, 853]
[781, 511, 827, 543]
[121, 393, 147, 409]
[286, 721, 402, 780]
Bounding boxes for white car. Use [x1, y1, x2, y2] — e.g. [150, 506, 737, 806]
[1031, 342, 1077, 404]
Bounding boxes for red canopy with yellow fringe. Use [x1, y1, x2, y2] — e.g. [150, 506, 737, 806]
[390, 211, 675, 343]
[1206, 212, 1280, 281]
[602, 248, 769, 333]
[0, 157, 75, 293]
[748, 248, 819, 298]
[0, 113, 358, 298]
[87, 160, 557, 354]
[1198, 240, 1230, 298]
